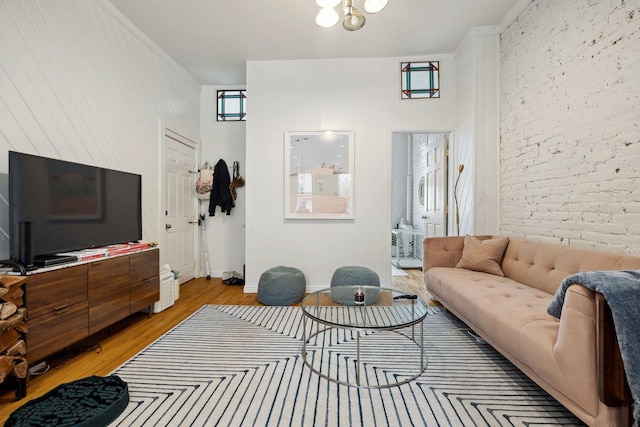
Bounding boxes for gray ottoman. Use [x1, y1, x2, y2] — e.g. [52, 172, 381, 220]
[258, 266, 306, 306]
[330, 266, 380, 305]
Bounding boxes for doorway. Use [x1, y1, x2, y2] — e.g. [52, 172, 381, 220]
[163, 130, 198, 284]
[390, 132, 450, 274]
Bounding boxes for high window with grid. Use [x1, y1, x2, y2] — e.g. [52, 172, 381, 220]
[217, 90, 246, 121]
[401, 62, 440, 99]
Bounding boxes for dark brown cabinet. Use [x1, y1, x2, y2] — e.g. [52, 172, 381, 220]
[26, 248, 159, 364]
[129, 249, 160, 314]
[26, 265, 89, 363]
[88, 256, 131, 335]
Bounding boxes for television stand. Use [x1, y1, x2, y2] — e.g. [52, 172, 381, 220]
[26, 248, 160, 365]
[34, 254, 78, 267]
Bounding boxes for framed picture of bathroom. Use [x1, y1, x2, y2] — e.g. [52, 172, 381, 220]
[284, 130, 354, 220]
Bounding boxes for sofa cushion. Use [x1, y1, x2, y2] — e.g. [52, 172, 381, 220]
[500, 239, 587, 295]
[455, 235, 509, 276]
[423, 235, 494, 271]
[426, 267, 551, 347]
[501, 238, 640, 295]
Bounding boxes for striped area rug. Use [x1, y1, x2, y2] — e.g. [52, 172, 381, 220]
[110, 305, 584, 426]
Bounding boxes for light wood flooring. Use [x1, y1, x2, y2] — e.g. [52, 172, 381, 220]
[0, 268, 429, 422]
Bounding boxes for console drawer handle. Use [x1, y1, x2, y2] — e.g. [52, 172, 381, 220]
[54, 304, 69, 315]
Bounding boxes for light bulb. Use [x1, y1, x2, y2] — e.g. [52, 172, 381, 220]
[316, 0, 341, 7]
[342, 8, 365, 31]
[316, 8, 339, 28]
[363, 0, 389, 14]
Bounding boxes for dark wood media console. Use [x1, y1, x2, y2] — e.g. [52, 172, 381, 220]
[26, 248, 160, 364]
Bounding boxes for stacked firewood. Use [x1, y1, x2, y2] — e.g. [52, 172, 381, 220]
[0, 276, 27, 385]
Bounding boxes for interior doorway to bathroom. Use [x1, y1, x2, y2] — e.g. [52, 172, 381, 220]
[390, 132, 450, 272]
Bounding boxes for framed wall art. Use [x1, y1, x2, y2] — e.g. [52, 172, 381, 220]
[284, 131, 354, 219]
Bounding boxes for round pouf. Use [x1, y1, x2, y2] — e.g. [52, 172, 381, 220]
[331, 266, 380, 305]
[258, 266, 306, 306]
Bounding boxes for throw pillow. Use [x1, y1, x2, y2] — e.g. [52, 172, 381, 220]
[455, 235, 510, 276]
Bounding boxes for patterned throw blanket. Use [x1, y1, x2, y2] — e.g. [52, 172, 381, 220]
[547, 270, 640, 426]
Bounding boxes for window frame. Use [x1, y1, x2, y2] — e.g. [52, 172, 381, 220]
[216, 90, 247, 121]
[401, 61, 440, 99]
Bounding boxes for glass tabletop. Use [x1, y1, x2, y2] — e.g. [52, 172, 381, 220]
[300, 285, 429, 329]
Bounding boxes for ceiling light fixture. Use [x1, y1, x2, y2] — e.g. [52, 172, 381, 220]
[315, 0, 389, 31]
[362, 0, 388, 14]
[315, 7, 339, 27]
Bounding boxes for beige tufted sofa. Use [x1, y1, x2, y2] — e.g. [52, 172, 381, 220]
[423, 236, 639, 427]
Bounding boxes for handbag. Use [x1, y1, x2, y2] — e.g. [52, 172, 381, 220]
[230, 161, 245, 188]
[229, 161, 245, 201]
[196, 162, 214, 200]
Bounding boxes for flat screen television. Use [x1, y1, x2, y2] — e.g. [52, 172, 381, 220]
[9, 151, 142, 266]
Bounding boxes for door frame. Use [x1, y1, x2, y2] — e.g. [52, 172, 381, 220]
[159, 127, 199, 279]
[385, 129, 456, 284]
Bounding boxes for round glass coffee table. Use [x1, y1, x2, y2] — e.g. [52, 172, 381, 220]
[300, 285, 429, 388]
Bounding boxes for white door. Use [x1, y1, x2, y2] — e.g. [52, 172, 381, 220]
[422, 134, 448, 237]
[164, 134, 197, 284]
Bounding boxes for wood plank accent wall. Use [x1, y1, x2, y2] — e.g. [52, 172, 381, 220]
[0, 0, 201, 259]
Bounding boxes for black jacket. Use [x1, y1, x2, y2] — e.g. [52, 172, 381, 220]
[208, 159, 233, 216]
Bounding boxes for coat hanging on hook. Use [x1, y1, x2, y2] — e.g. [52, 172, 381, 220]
[209, 159, 233, 216]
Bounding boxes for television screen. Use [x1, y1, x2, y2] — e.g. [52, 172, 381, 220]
[9, 151, 142, 264]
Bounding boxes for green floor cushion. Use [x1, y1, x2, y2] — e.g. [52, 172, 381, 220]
[331, 266, 380, 305]
[258, 266, 306, 306]
[5, 375, 129, 427]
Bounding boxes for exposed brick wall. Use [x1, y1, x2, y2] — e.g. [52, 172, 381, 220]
[500, 0, 640, 254]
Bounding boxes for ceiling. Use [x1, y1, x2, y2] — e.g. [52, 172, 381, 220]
[109, 0, 522, 86]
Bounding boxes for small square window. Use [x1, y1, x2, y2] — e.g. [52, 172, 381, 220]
[217, 90, 246, 121]
[401, 62, 440, 99]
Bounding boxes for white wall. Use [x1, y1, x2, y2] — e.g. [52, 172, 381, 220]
[391, 133, 409, 229]
[410, 135, 425, 230]
[0, 0, 200, 260]
[454, 28, 500, 236]
[200, 86, 246, 277]
[245, 56, 456, 292]
[500, 0, 640, 253]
